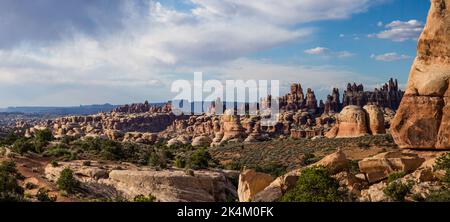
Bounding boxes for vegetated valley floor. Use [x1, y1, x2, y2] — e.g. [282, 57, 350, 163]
[210, 134, 398, 173]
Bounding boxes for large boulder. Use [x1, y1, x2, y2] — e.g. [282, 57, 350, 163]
[311, 149, 349, 174]
[358, 151, 425, 183]
[391, 0, 450, 149]
[191, 135, 212, 147]
[363, 105, 386, 135]
[325, 105, 369, 138]
[237, 169, 274, 202]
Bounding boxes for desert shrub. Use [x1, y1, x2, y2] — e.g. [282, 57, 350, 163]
[281, 166, 346, 202]
[303, 153, 319, 165]
[348, 160, 360, 174]
[174, 156, 186, 168]
[60, 135, 77, 145]
[82, 160, 91, 166]
[133, 194, 157, 202]
[434, 153, 450, 183]
[383, 181, 412, 202]
[255, 163, 287, 178]
[11, 138, 34, 154]
[0, 132, 19, 146]
[148, 152, 167, 169]
[51, 160, 59, 167]
[34, 129, 53, 143]
[25, 182, 37, 190]
[425, 188, 450, 202]
[99, 140, 124, 161]
[0, 160, 24, 202]
[43, 144, 71, 157]
[387, 171, 407, 184]
[186, 148, 213, 170]
[57, 168, 79, 194]
[36, 188, 57, 202]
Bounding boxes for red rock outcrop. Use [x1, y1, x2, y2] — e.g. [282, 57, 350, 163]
[391, 0, 450, 149]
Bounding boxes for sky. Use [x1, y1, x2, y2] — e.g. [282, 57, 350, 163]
[0, 0, 430, 107]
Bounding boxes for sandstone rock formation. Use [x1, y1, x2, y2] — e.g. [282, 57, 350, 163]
[358, 150, 425, 183]
[363, 105, 386, 135]
[342, 78, 404, 110]
[191, 135, 213, 147]
[221, 109, 246, 143]
[325, 105, 369, 138]
[45, 161, 237, 202]
[237, 169, 274, 202]
[391, 0, 450, 149]
[311, 149, 349, 174]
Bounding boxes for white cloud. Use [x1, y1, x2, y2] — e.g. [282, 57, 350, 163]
[304, 47, 329, 55]
[370, 52, 411, 62]
[377, 21, 383, 27]
[0, 0, 384, 106]
[369, 19, 424, 42]
[304, 47, 355, 58]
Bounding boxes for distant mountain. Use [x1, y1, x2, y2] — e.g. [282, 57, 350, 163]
[0, 104, 119, 115]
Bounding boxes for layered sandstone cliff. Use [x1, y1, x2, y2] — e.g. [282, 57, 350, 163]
[391, 0, 450, 149]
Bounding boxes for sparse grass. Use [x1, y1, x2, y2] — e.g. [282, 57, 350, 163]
[210, 135, 396, 172]
[387, 171, 407, 184]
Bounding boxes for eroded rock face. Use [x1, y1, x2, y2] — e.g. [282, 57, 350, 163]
[325, 105, 369, 138]
[358, 151, 425, 183]
[391, 0, 450, 149]
[311, 149, 349, 174]
[45, 161, 237, 202]
[221, 109, 246, 143]
[237, 169, 274, 202]
[191, 135, 212, 147]
[363, 105, 386, 135]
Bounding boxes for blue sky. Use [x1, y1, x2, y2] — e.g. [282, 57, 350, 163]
[0, 0, 430, 107]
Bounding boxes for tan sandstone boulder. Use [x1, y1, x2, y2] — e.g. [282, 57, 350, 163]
[311, 149, 349, 174]
[391, 0, 450, 149]
[191, 135, 212, 147]
[358, 150, 425, 183]
[326, 105, 369, 138]
[363, 105, 386, 135]
[237, 169, 274, 202]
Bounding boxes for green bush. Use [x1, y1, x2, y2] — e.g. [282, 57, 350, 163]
[133, 194, 157, 202]
[186, 148, 213, 170]
[0, 132, 19, 146]
[281, 166, 346, 202]
[36, 188, 57, 202]
[57, 168, 79, 194]
[383, 181, 412, 202]
[174, 156, 186, 168]
[11, 138, 34, 154]
[434, 153, 450, 183]
[255, 163, 287, 178]
[43, 144, 71, 158]
[435, 153, 450, 170]
[387, 171, 406, 184]
[148, 152, 167, 169]
[425, 188, 450, 202]
[303, 153, 319, 165]
[34, 129, 53, 143]
[0, 160, 24, 202]
[51, 160, 59, 167]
